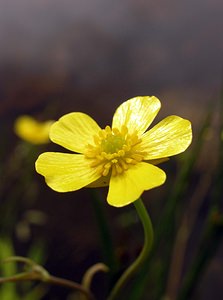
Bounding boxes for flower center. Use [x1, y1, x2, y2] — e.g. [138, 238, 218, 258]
[84, 125, 145, 177]
[101, 134, 125, 154]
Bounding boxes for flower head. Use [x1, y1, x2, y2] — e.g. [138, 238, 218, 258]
[35, 96, 192, 207]
[14, 115, 54, 145]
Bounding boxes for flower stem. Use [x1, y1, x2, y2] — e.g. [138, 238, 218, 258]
[107, 198, 153, 300]
[47, 275, 95, 300]
[0, 256, 95, 300]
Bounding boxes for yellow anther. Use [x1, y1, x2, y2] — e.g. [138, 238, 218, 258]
[112, 127, 120, 135]
[119, 159, 128, 170]
[118, 150, 125, 157]
[111, 166, 117, 177]
[111, 159, 118, 164]
[99, 129, 107, 139]
[126, 139, 132, 146]
[103, 153, 113, 160]
[131, 159, 138, 164]
[123, 144, 131, 152]
[101, 152, 107, 158]
[131, 154, 143, 161]
[96, 154, 104, 161]
[115, 164, 123, 174]
[85, 151, 96, 158]
[104, 162, 112, 169]
[125, 157, 133, 163]
[85, 124, 145, 177]
[102, 168, 110, 176]
[105, 125, 112, 133]
[90, 160, 101, 167]
[121, 125, 128, 136]
[93, 135, 101, 145]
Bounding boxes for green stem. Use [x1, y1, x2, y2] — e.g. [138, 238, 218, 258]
[107, 198, 153, 300]
[1, 256, 95, 300]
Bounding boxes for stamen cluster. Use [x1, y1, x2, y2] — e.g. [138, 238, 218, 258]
[85, 125, 145, 176]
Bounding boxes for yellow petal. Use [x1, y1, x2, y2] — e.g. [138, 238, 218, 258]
[107, 162, 166, 207]
[112, 96, 161, 135]
[35, 152, 101, 192]
[50, 113, 101, 153]
[14, 115, 53, 144]
[141, 116, 192, 160]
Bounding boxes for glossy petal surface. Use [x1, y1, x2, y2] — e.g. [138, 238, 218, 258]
[112, 96, 161, 135]
[50, 112, 101, 153]
[35, 152, 101, 192]
[107, 162, 166, 207]
[141, 116, 192, 160]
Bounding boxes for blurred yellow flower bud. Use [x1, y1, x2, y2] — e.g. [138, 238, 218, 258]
[14, 115, 54, 145]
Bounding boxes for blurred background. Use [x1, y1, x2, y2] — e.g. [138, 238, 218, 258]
[0, 1, 223, 299]
[1, 0, 223, 121]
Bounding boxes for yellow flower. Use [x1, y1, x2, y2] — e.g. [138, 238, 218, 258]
[14, 115, 54, 145]
[35, 96, 192, 207]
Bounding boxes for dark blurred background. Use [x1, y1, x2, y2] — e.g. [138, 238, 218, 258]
[1, 0, 223, 121]
[0, 1, 223, 299]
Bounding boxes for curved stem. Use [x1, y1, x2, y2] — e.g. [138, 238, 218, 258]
[1, 256, 95, 300]
[48, 275, 95, 300]
[107, 198, 153, 300]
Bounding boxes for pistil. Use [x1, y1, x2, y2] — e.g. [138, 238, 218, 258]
[85, 125, 144, 176]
